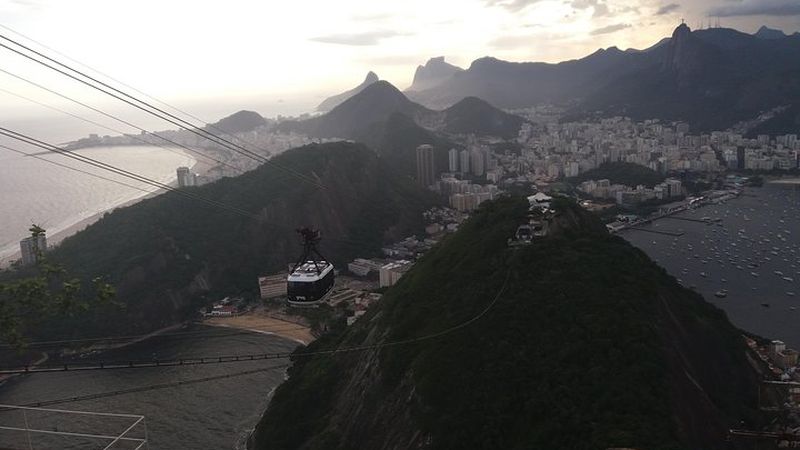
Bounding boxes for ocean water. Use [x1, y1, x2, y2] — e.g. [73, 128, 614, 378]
[0, 326, 299, 449]
[0, 145, 195, 261]
[623, 182, 800, 347]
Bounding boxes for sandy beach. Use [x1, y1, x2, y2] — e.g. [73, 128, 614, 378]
[204, 313, 315, 345]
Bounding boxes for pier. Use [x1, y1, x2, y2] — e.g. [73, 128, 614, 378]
[661, 216, 718, 224]
[628, 227, 684, 237]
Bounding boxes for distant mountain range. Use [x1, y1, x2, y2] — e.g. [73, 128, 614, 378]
[402, 24, 800, 133]
[285, 80, 524, 140]
[280, 80, 525, 176]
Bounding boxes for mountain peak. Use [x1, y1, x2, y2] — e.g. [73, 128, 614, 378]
[208, 110, 266, 134]
[364, 71, 379, 83]
[672, 22, 692, 39]
[317, 71, 381, 112]
[408, 56, 463, 92]
[754, 25, 787, 40]
[360, 79, 405, 97]
[664, 22, 697, 73]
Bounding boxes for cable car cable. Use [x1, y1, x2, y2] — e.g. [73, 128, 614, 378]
[0, 269, 511, 374]
[1, 363, 291, 409]
[0, 127, 260, 220]
[0, 144, 158, 196]
[0, 22, 273, 153]
[0, 68, 244, 175]
[0, 34, 324, 190]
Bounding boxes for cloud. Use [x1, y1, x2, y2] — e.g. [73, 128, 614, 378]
[590, 23, 631, 35]
[484, 0, 545, 12]
[310, 30, 410, 46]
[656, 3, 680, 15]
[708, 0, 800, 17]
[357, 55, 425, 66]
[350, 12, 395, 22]
[569, 0, 612, 18]
[488, 34, 537, 48]
[488, 32, 571, 48]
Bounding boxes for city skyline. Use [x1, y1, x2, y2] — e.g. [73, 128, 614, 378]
[1, 0, 799, 122]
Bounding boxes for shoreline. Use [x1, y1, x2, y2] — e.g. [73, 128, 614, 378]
[0, 146, 213, 269]
[767, 178, 800, 185]
[203, 313, 315, 346]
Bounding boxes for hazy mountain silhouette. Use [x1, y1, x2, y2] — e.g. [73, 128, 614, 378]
[407, 56, 463, 92]
[754, 25, 787, 40]
[440, 96, 525, 138]
[409, 24, 800, 132]
[317, 71, 380, 112]
[208, 110, 266, 134]
[283, 80, 525, 141]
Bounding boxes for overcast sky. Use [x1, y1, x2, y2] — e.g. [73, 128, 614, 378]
[1, 0, 799, 121]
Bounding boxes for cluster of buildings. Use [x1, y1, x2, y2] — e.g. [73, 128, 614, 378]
[748, 337, 800, 380]
[345, 257, 420, 289]
[578, 178, 683, 206]
[438, 177, 502, 212]
[416, 144, 505, 212]
[203, 296, 242, 317]
[445, 144, 500, 179]
[176, 166, 199, 187]
[422, 207, 469, 235]
[67, 125, 338, 184]
[720, 134, 800, 171]
[511, 117, 799, 184]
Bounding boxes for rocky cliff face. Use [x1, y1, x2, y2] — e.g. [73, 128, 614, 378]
[249, 197, 760, 450]
[407, 57, 463, 92]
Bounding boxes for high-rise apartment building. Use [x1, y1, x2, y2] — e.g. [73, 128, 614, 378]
[416, 144, 436, 188]
[20, 233, 47, 266]
[459, 149, 470, 175]
[470, 149, 485, 177]
[448, 148, 459, 173]
[177, 166, 197, 187]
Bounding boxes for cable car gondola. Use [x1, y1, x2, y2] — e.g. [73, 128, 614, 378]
[287, 228, 335, 307]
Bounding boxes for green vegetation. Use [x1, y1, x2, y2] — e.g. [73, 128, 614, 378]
[252, 196, 759, 450]
[0, 225, 115, 348]
[3, 143, 437, 342]
[441, 97, 526, 139]
[569, 162, 666, 188]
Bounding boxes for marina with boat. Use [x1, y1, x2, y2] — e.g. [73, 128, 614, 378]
[622, 181, 800, 348]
